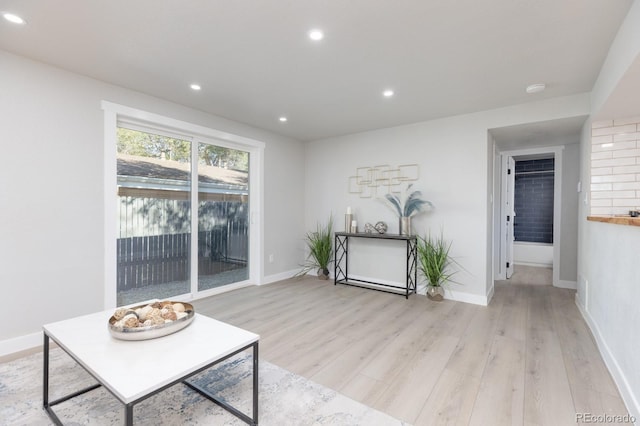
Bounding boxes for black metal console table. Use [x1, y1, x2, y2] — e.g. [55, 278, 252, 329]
[334, 232, 417, 299]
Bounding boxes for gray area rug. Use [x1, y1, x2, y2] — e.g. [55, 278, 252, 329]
[0, 348, 408, 425]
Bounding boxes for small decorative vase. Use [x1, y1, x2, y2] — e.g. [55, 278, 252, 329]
[317, 268, 329, 280]
[345, 214, 353, 232]
[427, 286, 444, 301]
[399, 216, 412, 236]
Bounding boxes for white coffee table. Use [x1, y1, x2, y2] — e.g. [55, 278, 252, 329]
[42, 310, 259, 425]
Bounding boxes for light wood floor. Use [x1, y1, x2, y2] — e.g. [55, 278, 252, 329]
[193, 277, 629, 425]
[500, 265, 553, 286]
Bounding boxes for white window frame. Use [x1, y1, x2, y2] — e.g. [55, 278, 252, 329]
[102, 101, 264, 309]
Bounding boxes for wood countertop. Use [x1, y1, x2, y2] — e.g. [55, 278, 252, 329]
[587, 215, 640, 227]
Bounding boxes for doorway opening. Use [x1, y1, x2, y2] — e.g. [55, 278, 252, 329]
[496, 147, 562, 286]
[490, 116, 584, 294]
[510, 155, 555, 285]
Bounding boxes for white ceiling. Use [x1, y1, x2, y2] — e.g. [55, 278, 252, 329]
[490, 116, 588, 151]
[0, 0, 634, 141]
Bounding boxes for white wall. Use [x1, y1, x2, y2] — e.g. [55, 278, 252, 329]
[485, 133, 496, 298]
[579, 222, 640, 421]
[559, 142, 580, 283]
[577, 119, 592, 310]
[576, 0, 640, 418]
[304, 94, 590, 305]
[491, 135, 503, 288]
[577, 121, 640, 419]
[591, 0, 640, 118]
[0, 50, 305, 354]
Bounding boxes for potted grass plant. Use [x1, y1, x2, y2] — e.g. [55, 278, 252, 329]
[417, 231, 458, 301]
[297, 216, 333, 280]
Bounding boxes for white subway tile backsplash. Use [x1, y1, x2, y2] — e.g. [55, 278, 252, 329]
[592, 140, 636, 152]
[613, 132, 640, 142]
[612, 148, 640, 158]
[591, 190, 635, 199]
[591, 151, 612, 160]
[592, 124, 637, 136]
[592, 134, 613, 144]
[591, 183, 612, 191]
[592, 120, 614, 129]
[591, 167, 612, 176]
[612, 198, 640, 207]
[613, 182, 640, 191]
[591, 157, 635, 168]
[591, 206, 618, 215]
[613, 165, 640, 174]
[591, 174, 636, 183]
[612, 207, 636, 215]
[591, 117, 640, 215]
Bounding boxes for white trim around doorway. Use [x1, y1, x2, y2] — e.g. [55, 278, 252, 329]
[101, 101, 265, 310]
[495, 146, 564, 287]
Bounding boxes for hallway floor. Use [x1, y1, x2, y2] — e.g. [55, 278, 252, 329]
[497, 264, 553, 286]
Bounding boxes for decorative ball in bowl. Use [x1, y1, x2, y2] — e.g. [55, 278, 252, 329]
[108, 300, 195, 341]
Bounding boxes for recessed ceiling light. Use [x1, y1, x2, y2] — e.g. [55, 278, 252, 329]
[190, 83, 201, 91]
[601, 143, 613, 148]
[383, 89, 394, 98]
[308, 29, 324, 41]
[279, 117, 287, 122]
[525, 83, 546, 94]
[3, 12, 26, 25]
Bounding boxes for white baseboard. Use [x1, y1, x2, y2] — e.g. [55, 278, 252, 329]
[514, 261, 553, 268]
[575, 298, 640, 422]
[0, 331, 42, 358]
[554, 279, 577, 290]
[486, 284, 496, 305]
[262, 269, 305, 285]
[445, 287, 490, 306]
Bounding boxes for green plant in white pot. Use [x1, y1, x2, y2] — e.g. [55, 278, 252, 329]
[297, 216, 333, 280]
[417, 231, 458, 301]
[383, 184, 433, 235]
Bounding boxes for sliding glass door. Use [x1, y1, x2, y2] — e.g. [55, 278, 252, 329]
[197, 142, 249, 292]
[115, 128, 249, 306]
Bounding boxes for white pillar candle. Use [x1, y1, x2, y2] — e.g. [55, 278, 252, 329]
[347, 206, 352, 215]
